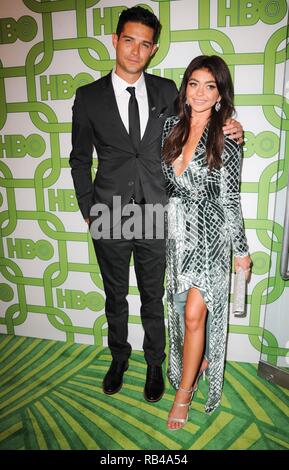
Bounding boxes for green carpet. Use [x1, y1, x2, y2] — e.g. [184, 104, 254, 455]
[0, 334, 288, 450]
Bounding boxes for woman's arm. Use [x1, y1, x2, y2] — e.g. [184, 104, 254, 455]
[220, 139, 251, 277]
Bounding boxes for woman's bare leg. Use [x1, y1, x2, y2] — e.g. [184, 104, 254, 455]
[167, 288, 207, 430]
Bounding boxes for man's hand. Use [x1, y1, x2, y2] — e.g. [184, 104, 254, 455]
[84, 218, 90, 225]
[223, 118, 243, 144]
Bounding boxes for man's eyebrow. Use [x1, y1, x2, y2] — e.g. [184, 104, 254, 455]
[122, 34, 153, 45]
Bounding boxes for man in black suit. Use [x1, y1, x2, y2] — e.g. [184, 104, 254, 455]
[69, 6, 243, 403]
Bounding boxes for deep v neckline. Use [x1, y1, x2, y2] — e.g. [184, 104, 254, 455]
[172, 151, 196, 178]
[171, 125, 208, 178]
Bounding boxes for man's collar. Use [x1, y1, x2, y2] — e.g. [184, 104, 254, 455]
[112, 68, 146, 95]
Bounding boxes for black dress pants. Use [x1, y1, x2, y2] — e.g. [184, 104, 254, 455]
[93, 236, 166, 366]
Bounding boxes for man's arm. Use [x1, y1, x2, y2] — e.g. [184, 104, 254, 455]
[69, 88, 94, 222]
[169, 81, 179, 115]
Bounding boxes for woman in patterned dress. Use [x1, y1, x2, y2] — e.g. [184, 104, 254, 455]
[162, 56, 251, 430]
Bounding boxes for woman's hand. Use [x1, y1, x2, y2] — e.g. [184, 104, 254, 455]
[234, 255, 252, 280]
[223, 118, 244, 144]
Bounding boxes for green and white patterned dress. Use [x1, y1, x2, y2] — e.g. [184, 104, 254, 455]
[162, 116, 249, 414]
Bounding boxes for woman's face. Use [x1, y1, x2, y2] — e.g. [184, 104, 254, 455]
[186, 67, 221, 116]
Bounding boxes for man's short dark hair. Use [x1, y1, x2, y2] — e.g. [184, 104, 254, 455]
[116, 6, 161, 44]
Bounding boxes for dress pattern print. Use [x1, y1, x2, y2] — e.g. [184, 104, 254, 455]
[162, 116, 248, 413]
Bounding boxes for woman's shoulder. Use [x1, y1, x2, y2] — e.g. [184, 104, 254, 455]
[163, 115, 179, 136]
[164, 115, 179, 128]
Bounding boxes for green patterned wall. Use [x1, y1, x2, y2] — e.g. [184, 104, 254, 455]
[0, 0, 289, 365]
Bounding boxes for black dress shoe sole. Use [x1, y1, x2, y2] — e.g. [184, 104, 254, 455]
[143, 389, 165, 403]
[103, 383, 123, 395]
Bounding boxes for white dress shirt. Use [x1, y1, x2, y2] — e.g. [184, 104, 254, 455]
[111, 69, 149, 139]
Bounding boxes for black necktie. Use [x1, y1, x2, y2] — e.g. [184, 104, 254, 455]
[126, 86, 141, 150]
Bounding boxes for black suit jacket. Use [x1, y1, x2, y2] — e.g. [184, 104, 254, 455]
[69, 72, 178, 219]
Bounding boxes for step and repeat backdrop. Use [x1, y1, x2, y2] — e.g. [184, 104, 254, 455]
[0, 0, 289, 364]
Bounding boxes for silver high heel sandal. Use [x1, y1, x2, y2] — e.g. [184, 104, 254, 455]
[192, 357, 208, 392]
[167, 386, 193, 431]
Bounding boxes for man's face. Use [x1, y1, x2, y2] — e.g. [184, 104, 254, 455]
[112, 21, 158, 82]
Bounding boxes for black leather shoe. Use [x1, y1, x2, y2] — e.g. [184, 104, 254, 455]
[103, 360, 129, 395]
[144, 365, 165, 402]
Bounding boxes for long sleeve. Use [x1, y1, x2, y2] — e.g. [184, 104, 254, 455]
[220, 138, 249, 256]
[161, 116, 180, 197]
[69, 88, 94, 219]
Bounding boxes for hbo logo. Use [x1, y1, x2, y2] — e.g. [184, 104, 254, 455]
[243, 131, 279, 158]
[218, 0, 287, 26]
[0, 134, 45, 158]
[0, 16, 37, 44]
[57, 289, 105, 312]
[6, 239, 54, 260]
[40, 73, 95, 100]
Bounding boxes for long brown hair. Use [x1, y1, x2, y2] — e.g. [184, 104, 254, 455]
[162, 55, 235, 170]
